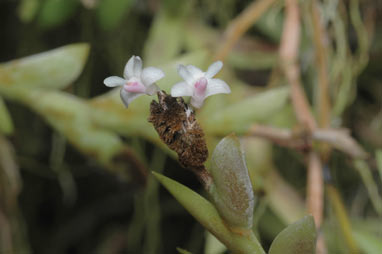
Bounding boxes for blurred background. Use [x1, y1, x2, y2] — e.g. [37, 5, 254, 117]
[0, 0, 381, 253]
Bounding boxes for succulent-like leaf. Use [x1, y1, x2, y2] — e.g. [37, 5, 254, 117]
[0, 44, 89, 90]
[269, 215, 317, 254]
[202, 87, 289, 135]
[153, 172, 265, 254]
[209, 134, 255, 230]
[0, 97, 13, 135]
[152, 172, 233, 241]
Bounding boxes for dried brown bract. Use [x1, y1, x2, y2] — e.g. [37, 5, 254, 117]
[148, 91, 209, 172]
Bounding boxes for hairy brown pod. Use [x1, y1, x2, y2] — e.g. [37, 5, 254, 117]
[148, 91, 208, 172]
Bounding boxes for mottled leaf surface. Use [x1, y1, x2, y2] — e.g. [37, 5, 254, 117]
[209, 134, 255, 229]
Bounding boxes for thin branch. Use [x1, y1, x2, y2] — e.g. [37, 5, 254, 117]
[249, 125, 368, 159]
[306, 152, 324, 227]
[214, 0, 277, 61]
[279, 3, 325, 253]
[279, 0, 316, 131]
[311, 0, 331, 129]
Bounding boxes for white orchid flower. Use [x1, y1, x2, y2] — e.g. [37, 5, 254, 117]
[171, 61, 231, 108]
[104, 56, 165, 108]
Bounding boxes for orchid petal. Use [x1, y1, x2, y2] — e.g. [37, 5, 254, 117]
[120, 88, 143, 108]
[104, 76, 126, 87]
[141, 67, 165, 86]
[171, 81, 194, 97]
[205, 79, 231, 97]
[190, 95, 205, 108]
[205, 61, 223, 79]
[124, 55, 142, 79]
[186, 65, 203, 79]
[146, 83, 160, 96]
[177, 64, 195, 85]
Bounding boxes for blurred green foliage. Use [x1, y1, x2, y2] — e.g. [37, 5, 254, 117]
[0, 0, 381, 253]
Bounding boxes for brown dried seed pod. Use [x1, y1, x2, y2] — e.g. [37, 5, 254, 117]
[148, 91, 208, 172]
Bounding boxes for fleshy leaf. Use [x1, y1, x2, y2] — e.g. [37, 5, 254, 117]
[269, 215, 317, 254]
[201, 87, 289, 135]
[208, 134, 255, 230]
[0, 97, 13, 135]
[152, 172, 265, 254]
[0, 43, 89, 90]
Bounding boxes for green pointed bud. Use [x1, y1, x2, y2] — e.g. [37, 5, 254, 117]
[209, 134, 255, 230]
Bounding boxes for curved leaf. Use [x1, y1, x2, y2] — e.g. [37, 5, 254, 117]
[152, 172, 265, 254]
[269, 215, 317, 254]
[202, 87, 289, 135]
[209, 134, 255, 229]
[0, 43, 89, 90]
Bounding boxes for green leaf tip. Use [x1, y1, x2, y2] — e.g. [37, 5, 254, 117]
[152, 171, 230, 238]
[209, 133, 255, 230]
[269, 215, 317, 254]
[0, 43, 90, 90]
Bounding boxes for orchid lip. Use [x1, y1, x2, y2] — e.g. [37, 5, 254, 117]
[124, 81, 146, 93]
[194, 77, 207, 97]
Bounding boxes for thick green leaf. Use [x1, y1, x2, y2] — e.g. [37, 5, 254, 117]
[28, 89, 123, 163]
[209, 134, 255, 229]
[0, 43, 89, 90]
[37, 0, 79, 28]
[269, 215, 317, 254]
[201, 87, 289, 135]
[0, 97, 13, 135]
[152, 172, 265, 254]
[97, 0, 134, 30]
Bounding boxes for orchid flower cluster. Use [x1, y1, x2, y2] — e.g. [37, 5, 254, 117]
[104, 56, 231, 108]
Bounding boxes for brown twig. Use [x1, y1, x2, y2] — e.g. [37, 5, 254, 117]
[306, 152, 324, 227]
[279, 0, 316, 131]
[311, 0, 331, 129]
[249, 124, 310, 150]
[279, 1, 326, 252]
[249, 125, 368, 159]
[214, 0, 277, 61]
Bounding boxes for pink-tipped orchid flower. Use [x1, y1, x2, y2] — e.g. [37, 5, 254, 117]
[171, 61, 231, 108]
[104, 56, 164, 108]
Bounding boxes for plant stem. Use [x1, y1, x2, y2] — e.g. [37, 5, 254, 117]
[214, 0, 277, 61]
